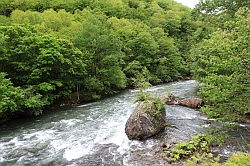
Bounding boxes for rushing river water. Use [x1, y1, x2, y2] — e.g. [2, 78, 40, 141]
[0, 80, 249, 166]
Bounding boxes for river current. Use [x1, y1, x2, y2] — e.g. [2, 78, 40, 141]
[0, 80, 249, 166]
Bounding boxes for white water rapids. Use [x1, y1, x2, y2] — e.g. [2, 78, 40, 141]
[0, 80, 248, 166]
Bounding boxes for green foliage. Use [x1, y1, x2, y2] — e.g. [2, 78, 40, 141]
[0, 15, 11, 26]
[124, 60, 151, 86]
[165, 134, 215, 162]
[0, 0, 197, 120]
[190, 8, 250, 122]
[5, 0, 193, 88]
[193, 0, 249, 16]
[0, 0, 93, 16]
[136, 95, 166, 119]
[135, 92, 151, 103]
[216, 152, 250, 166]
[155, 57, 182, 82]
[182, 129, 230, 165]
[0, 72, 24, 117]
[165, 129, 244, 165]
[134, 75, 165, 119]
[72, 9, 127, 95]
[184, 152, 220, 166]
[190, 0, 250, 48]
[192, 0, 249, 28]
[184, 152, 250, 166]
[0, 73, 47, 118]
[0, 25, 86, 118]
[152, 97, 166, 118]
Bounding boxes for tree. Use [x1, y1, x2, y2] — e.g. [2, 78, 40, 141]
[190, 8, 250, 121]
[0, 72, 47, 118]
[11, 9, 42, 25]
[192, 0, 250, 28]
[73, 9, 127, 95]
[0, 25, 86, 105]
[124, 60, 151, 86]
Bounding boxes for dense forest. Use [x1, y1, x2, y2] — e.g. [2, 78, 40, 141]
[0, 0, 249, 123]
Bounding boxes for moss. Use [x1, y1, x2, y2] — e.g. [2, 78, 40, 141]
[146, 99, 165, 118]
[135, 93, 165, 119]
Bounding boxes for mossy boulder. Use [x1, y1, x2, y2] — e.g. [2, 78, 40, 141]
[125, 100, 166, 140]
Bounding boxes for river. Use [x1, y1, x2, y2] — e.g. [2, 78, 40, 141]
[0, 80, 249, 166]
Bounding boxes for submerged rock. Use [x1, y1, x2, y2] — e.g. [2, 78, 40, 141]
[125, 101, 166, 140]
[162, 93, 203, 109]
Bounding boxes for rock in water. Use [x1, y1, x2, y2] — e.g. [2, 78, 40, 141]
[125, 101, 166, 140]
[179, 98, 203, 108]
[162, 93, 203, 109]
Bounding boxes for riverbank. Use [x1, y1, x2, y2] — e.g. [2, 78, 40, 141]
[0, 77, 192, 126]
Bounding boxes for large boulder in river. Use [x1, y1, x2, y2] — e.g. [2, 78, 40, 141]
[125, 100, 166, 140]
[162, 93, 203, 109]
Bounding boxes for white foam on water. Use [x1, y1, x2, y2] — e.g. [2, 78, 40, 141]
[129, 89, 139, 93]
[8, 137, 19, 145]
[239, 124, 248, 127]
[22, 129, 56, 144]
[92, 104, 137, 156]
[17, 156, 25, 162]
[202, 124, 210, 128]
[76, 103, 94, 108]
[63, 143, 93, 161]
[145, 86, 166, 92]
[50, 140, 68, 151]
[172, 80, 197, 86]
[200, 116, 208, 120]
[0, 157, 6, 162]
[166, 108, 199, 120]
[2, 136, 25, 148]
[119, 138, 157, 155]
[93, 117, 128, 145]
[117, 139, 130, 155]
[224, 121, 249, 127]
[59, 119, 81, 126]
[222, 148, 231, 155]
